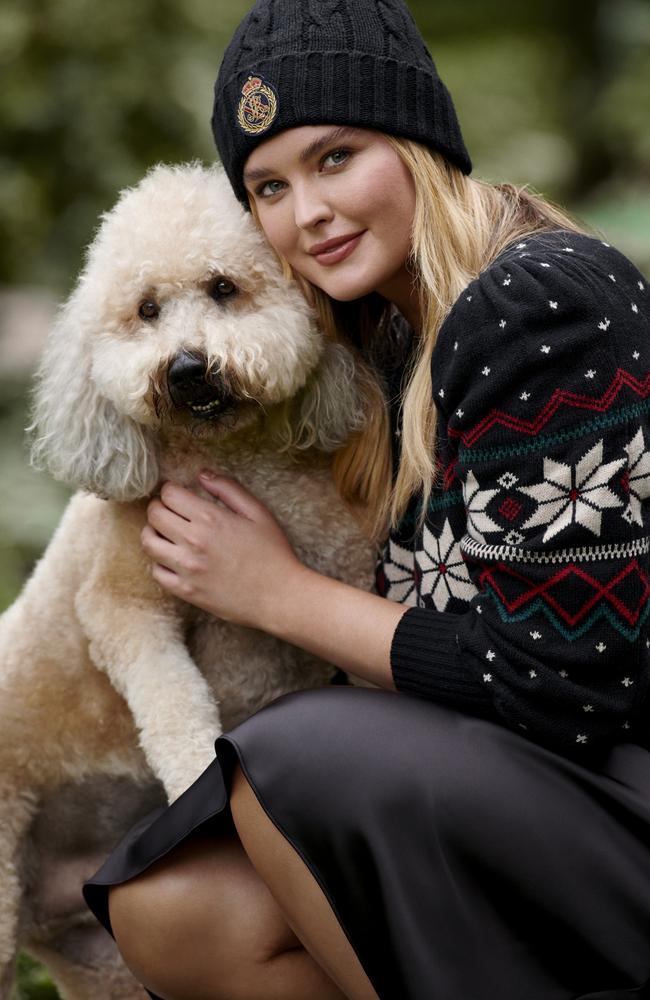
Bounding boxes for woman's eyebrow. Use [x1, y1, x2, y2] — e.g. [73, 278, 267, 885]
[297, 125, 359, 163]
[243, 126, 359, 184]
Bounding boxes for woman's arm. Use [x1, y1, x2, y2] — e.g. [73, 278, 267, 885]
[386, 231, 650, 758]
[142, 474, 408, 690]
[258, 561, 407, 688]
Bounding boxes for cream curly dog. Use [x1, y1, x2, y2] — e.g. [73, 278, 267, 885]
[0, 161, 378, 999]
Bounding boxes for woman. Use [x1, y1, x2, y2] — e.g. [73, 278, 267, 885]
[82, 1, 650, 997]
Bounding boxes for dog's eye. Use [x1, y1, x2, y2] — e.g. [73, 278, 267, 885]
[139, 300, 160, 320]
[208, 277, 238, 301]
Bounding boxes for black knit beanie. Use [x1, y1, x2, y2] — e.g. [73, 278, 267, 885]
[211, 0, 472, 207]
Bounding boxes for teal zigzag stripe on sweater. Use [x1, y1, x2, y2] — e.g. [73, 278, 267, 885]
[483, 582, 650, 643]
[458, 398, 650, 467]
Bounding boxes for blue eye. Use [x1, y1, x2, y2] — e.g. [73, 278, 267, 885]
[255, 148, 352, 199]
[258, 179, 285, 198]
[323, 149, 350, 168]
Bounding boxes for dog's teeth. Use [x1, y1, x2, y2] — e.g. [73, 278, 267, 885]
[190, 400, 221, 413]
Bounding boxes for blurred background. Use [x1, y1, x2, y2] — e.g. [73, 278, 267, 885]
[2, 0, 649, 996]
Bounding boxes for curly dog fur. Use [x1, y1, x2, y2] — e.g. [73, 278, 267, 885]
[0, 161, 378, 999]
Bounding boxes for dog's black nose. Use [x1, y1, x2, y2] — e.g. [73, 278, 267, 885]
[167, 351, 230, 418]
[168, 351, 208, 391]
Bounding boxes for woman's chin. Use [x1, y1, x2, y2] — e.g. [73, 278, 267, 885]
[313, 272, 379, 302]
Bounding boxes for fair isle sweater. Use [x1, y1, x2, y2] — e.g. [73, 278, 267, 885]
[376, 228, 650, 762]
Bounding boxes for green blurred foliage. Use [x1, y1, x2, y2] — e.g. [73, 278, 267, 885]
[1, 0, 242, 291]
[1, 0, 649, 292]
[1, 2, 648, 996]
[0, 376, 71, 608]
[10, 954, 59, 1000]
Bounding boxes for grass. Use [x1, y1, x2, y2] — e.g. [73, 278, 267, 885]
[10, 955, 59, 1000]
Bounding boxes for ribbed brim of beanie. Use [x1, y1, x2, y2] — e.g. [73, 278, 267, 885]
[211, 0, 472, 208]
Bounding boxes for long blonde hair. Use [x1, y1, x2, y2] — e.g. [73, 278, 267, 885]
[249, 137, 596, 548]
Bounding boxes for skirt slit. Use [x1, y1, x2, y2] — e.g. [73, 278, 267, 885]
[82, 686, 650, 1000]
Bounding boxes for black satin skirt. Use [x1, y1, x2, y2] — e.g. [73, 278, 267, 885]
[82, 684, 650, 1000]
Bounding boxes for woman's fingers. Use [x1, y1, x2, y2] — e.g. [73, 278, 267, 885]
[146, 497, 191, 544]
[159, 480, 224, 523]
[151, 561, 184, 594]
[152, 477, 262, 533]
[198, 471, 262, 520]
[141, 522, 181, 572]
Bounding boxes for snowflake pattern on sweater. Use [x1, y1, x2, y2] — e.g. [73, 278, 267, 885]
[376, 229, 650, 760]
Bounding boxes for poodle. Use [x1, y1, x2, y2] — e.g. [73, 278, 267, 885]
[0, 161, 379, 999]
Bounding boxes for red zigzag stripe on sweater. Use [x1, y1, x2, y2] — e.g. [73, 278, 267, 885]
[449, 369, 650, 448]
[474, 558, 650, 628]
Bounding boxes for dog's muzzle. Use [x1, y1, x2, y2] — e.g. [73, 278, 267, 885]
[167, 351, 232, 419]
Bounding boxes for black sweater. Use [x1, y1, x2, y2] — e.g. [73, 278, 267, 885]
[376, 228, 650, 761]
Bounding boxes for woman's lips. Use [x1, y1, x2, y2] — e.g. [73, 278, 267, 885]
[311, 231, 365, 266]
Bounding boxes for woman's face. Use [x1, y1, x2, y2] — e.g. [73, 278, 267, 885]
[243, 125, 417, 311]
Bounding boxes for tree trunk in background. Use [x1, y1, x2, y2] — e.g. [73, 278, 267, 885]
[557, 0, 618, 200]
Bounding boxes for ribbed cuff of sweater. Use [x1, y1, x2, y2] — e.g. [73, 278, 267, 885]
[390, 606, 495, 715]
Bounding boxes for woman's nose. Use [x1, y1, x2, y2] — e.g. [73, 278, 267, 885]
[292, 180, 334, 231]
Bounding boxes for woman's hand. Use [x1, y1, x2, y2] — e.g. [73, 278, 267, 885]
[141, 470, 304, 629]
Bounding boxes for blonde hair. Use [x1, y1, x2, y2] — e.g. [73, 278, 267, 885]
[249, 138, 595, 548]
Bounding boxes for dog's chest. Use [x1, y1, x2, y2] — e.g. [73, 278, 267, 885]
[160, 447, 376, 728]
[161, 445, 374, 573]
[184, 613, 335, 731]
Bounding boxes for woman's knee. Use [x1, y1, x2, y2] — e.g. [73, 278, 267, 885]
[107, 830, 301, 998]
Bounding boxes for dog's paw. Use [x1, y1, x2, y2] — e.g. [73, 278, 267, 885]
[164, 743, 221, 804]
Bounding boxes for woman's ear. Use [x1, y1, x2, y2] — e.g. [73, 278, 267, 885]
[271, 341, 369, 453]
[27, 289, 159, 501]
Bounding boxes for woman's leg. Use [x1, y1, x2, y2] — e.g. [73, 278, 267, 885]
[229, 762, 380, 1000]
[107, 821, 349, 1000]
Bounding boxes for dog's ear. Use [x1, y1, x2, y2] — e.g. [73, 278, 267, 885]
[272, 341, 369, 453]
[27, 290, 159, 501]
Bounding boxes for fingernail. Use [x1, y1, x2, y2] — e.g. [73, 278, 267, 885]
[200, 469, 217, 479]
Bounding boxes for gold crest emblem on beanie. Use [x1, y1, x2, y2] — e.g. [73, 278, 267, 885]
[237, 75, 278, 135]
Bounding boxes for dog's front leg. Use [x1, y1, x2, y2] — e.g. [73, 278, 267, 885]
[70, 498, 224, 803]
[75, 574, 222, 804]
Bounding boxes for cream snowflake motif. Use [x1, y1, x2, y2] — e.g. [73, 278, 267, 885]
[416, 518, 477, 611]
[462, 469, 503, 544]
[622, 426, 650, 527]
[380, 538, 418, 605]
[518, 438, 625, 543]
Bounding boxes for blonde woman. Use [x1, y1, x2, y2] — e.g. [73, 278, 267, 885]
[83, 2, 650, 997]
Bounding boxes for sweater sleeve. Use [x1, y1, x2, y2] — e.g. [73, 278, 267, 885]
[388, 231, 650, 759]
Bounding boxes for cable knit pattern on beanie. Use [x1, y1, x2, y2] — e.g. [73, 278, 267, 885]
[211, 0, 473, 206]
[237, 0, 427, 63]
[376, 0, 433, 63]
